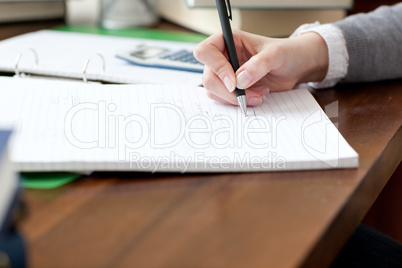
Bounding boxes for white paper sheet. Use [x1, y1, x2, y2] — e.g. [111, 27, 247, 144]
[0, 77, 358, 172]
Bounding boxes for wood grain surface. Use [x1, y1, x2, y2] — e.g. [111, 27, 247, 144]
[18, 63, 402, 268]
[1, 12, 401, 268]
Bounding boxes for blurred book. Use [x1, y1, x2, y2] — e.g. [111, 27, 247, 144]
[0, 0, 65, 23]
[156, 0, 347, 37]
[0, 129, 26, 268]
[186, 0, 353, 9]
[0, 130, 15, 233]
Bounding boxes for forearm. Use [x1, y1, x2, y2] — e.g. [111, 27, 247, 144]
[294, 32, 329, 84]
[335, 3, 402, 83]
[291, 23, 348, 88]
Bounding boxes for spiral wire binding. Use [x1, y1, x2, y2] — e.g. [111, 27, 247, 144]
[14, 48, 39, 77]
[83, 53, 106, 83]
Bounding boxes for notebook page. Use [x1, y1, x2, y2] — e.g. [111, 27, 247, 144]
[0, 30, 202, 86]
[0, 77, 358, 172]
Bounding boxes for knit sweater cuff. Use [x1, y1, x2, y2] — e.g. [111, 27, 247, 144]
[291, 22, 349, 89]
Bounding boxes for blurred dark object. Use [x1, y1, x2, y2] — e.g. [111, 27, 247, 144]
[363, 163, 402, 243]
[0, 229, 26, 268]
[349, 0, 401, 14]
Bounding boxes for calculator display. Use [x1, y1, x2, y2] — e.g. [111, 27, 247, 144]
[117, 44, 204, 73]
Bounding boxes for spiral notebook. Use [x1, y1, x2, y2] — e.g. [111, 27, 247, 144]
[0, 76, 358, 172]
[0, 30, 203, 86]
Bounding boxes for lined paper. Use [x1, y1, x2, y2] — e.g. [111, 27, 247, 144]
[0, 30, 203, 86]
[0, 77, 358, 172]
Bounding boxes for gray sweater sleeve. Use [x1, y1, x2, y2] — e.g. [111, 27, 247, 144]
[334, 3, 402, 83]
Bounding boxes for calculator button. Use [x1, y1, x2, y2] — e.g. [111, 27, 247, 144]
[159, 50, 203, 66]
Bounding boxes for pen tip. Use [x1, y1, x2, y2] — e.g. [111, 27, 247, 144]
[237, 95, 247, 117]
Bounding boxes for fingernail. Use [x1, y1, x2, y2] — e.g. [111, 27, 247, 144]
[224, 76, 235, 92]
[248, 97, 263, 106]
[236, 70, 253, 89]
[254, 86, 270, 95]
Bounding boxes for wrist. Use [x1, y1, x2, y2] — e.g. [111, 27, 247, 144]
[295, 32, 329, 83]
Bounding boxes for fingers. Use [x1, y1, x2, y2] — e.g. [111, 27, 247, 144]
[203, 66, 267, 106]
[195, 31, 273, 106]
[194, 33, 236, 92]
[236, 44, 283, 90]
[195, 31, 281, 92]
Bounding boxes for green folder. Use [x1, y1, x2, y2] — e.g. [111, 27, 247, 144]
[21, 25, 207, 189]
[21, 172, 82, 189]
[54, 25, 207, 43]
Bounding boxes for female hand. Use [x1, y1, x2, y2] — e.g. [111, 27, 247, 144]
[193, 30, 328, 106]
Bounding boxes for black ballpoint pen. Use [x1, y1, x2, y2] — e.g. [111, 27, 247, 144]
[216, 0, 247, 116]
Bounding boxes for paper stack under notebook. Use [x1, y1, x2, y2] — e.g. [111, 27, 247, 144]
[156, 0, 353, 37]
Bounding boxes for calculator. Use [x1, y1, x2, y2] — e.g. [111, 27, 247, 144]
[116, 44, 204, 73]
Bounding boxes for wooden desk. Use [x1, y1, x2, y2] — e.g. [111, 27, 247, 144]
[1, 20, 401, 268]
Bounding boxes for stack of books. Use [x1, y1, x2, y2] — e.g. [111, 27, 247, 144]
[156, 0, 353, 37]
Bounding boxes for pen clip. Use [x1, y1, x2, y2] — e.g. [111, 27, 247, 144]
[225, 0, 232, 20]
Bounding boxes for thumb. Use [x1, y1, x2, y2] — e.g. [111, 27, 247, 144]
[235, 50, 275, 89]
